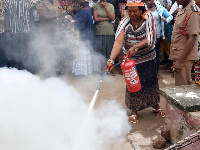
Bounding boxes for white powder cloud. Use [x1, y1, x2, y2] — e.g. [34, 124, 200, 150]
[0, 68, 131, 150]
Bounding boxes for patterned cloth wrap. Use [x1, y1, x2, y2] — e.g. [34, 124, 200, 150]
[194, 37, 200, 85]
[0, 0, 4, 33]
[4, 0, 33, 34]
[126, 0, 145, 6]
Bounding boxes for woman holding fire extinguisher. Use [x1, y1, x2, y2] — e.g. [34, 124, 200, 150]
[105, 0, 165, 123]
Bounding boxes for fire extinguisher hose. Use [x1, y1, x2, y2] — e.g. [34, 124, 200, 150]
[88, 60, 125, 113]
[97, 60, 125, 90]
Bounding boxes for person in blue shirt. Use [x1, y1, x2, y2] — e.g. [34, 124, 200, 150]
[72, 0, 94, 76]
[73, 0, 94, 46]
[145, 0, 173, 78]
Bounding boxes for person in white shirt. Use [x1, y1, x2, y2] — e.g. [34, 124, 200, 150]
[89, 0, 99, 7]
[160, 0, 181, 66]
[169, 1, 182, 14]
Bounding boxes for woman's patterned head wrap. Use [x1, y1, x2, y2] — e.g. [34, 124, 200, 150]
[126, 0, 145, 6]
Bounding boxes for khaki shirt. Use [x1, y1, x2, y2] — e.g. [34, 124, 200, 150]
[36, 0, 64, 33]
[170, 0, 200, 60]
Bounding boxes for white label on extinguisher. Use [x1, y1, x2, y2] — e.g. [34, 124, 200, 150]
[130, 71, 137, 79]
[124, 73, 130, 77]
[124, 67, 138, 85]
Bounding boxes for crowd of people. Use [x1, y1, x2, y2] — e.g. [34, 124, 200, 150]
[0, 0, 200, 123]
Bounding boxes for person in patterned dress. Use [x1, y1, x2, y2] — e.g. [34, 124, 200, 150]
[0, 0, 6, 67]
[72, 0, 94, 76]
[4, 0, 34, 72]
[36, 0, 67, 76]
[194, 0, 200, 85]
[105, 0, 165, 123]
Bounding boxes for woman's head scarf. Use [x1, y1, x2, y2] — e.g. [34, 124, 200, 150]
[126, 0, 147, 19]
[126, 0, 145, 6]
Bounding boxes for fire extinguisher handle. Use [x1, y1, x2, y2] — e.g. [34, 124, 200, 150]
[124, 54, 129, 60]
[124, 54, 129, 61]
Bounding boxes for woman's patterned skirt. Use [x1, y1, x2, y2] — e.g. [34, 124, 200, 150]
[125, 58, 160, 111]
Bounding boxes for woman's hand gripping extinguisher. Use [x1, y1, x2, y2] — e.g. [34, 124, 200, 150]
[121, 55, 141, 93]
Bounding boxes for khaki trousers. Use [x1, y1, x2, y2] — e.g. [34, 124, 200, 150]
[174, 60, 194, 86]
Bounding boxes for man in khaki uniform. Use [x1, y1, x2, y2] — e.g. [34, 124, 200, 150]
[170, 0, 200, 86]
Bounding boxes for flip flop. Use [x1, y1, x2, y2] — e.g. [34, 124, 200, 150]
[152, 108, 165, 118]
[129, 114, 138, 123]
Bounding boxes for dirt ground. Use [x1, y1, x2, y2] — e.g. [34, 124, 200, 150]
[62, 64, 175, 150]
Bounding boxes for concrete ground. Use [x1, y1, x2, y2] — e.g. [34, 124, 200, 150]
[62, 64, 175, 150]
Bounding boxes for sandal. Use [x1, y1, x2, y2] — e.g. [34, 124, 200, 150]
[153, 108, 165, 118]
[157, 74, 163, 80]
[129, 114, 138, 123]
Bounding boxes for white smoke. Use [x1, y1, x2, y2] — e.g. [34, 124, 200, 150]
[27, 29, 77, 75]
[0, 68, 131, 150]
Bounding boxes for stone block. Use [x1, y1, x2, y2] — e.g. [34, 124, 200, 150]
[160, 84, 200, 112]
[160, 84, 200, 148]
[153, 136, 166, 149]
[161, 125, 171, 143]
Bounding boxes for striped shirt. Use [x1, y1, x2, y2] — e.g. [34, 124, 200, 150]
[116, 12, 156, 64]
[4, 0, 33, 34]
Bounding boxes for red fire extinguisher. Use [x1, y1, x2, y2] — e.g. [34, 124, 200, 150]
[121, 55, 141, 93]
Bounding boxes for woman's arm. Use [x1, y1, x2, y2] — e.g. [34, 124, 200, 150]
[129, 13, 156, 56]
[102, 2, 115, 21]
[146, 12, 156, 48]
[93, 9, 110, 22]
[110, 31, 125, 61]
[105, 30, 125, 72]
[128, 38, 148, 56]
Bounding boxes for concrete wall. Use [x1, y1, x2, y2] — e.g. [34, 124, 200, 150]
[165, 101, 200, 149]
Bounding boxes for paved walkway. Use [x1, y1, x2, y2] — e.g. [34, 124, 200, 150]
[63, 65, 175, 150]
